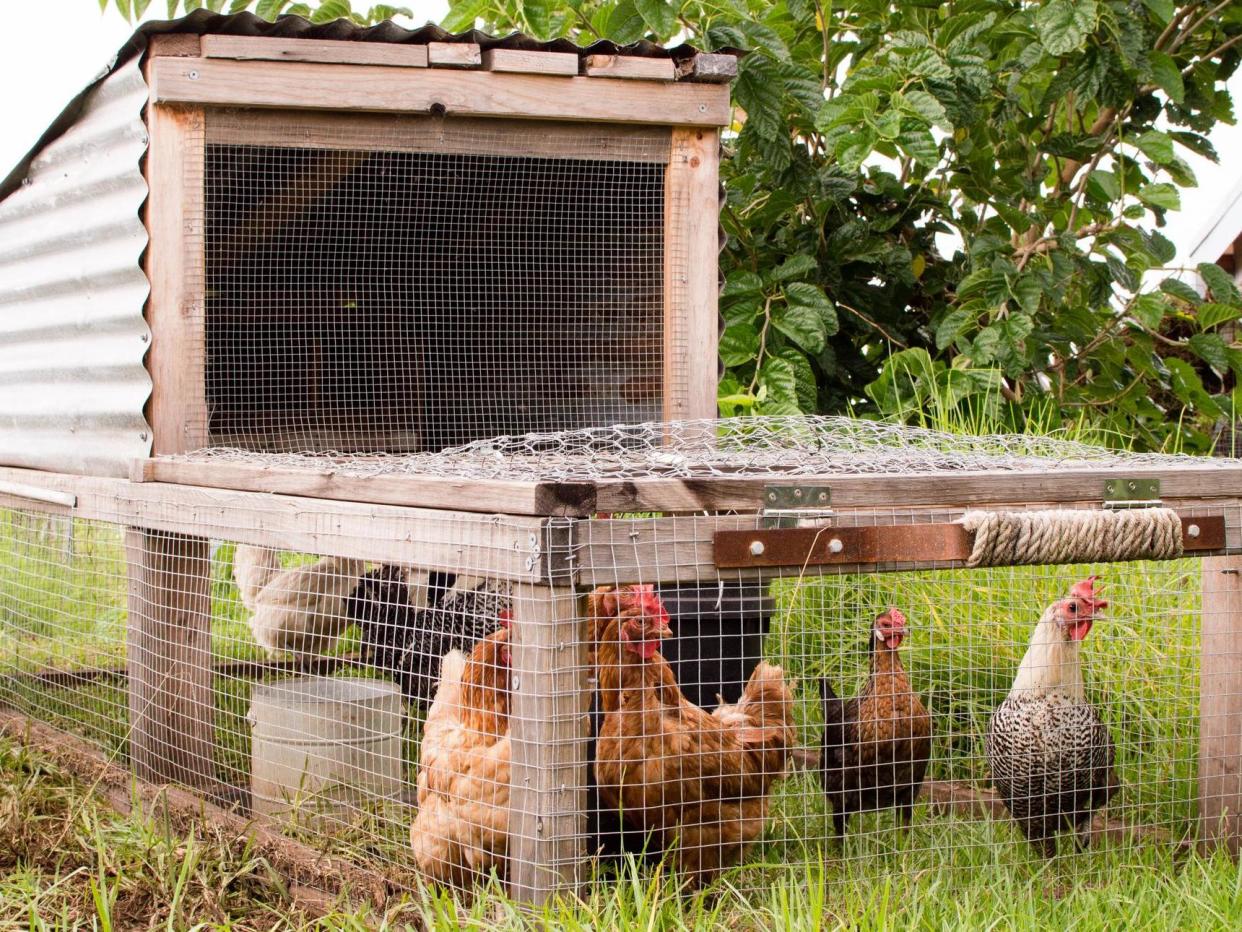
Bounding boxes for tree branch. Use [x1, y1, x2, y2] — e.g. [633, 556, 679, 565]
[838, 302, 909, 348]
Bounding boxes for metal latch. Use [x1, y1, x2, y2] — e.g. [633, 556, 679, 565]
[762, 484, 832, 528]
[1103, 478, 1161, 509]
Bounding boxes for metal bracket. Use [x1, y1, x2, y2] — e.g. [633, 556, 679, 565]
[762, 485, 832, 529]
[538, 517, 578, 583]
[1103, 478, 1162, 509]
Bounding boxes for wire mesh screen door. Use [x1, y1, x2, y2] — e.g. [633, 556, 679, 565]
[192, 110, 695, 455]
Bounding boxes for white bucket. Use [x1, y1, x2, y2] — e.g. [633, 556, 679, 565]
[248, 676, 405, 824]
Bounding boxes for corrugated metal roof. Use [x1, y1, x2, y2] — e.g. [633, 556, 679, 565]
[1, 10, 735, 202]
[0, 57, 152, 477]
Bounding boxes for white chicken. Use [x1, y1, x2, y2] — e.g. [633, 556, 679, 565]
[248, 555, 368, 660]
[232, 544, 283, 612]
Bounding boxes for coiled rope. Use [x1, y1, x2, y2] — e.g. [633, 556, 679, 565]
[960, 507, 1183, 568]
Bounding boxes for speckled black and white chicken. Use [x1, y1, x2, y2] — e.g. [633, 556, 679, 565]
[347, 568, 510, 706]
[985, 576, 1119, 856]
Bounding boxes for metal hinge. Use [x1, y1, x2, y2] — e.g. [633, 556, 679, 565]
[1102, 478, 1162, 509]
[762, 484, 833, 528]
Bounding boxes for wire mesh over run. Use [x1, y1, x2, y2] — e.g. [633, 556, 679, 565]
[0, 488, 1226, 899]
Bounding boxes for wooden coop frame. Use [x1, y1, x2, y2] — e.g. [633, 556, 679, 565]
[4, 453, 1242, 903]
[141, 33, 731, 456]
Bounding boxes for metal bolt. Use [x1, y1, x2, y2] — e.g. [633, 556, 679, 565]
[536, 818, 545, 834]
[817, 492, 828, 503]
[1128, 481, 1138, 492]
[749, 540, 765, 556]
[1188, 524, 1201, 538]
[828, 538, 844, 554]
[140, 333, 149, 343]
[188, 70, 199, 80]
[698, 104, 707, 112]
[139, 432, 148, 441]
[768, 491, 778, 503]
[793, 488, 803, 499]
[512, 677, 521, 690]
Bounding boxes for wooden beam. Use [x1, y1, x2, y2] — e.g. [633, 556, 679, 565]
[664, 128, 721, 421]
[481, 48, 578, 76]
[146, 33, 202, 59]
[0, 465, 549, 580]
[507, 584, 589, 904]
[674, 53, 738, 84]
[125, 528, 218, 793]
[1200, 555, 1242, 857]
[148, 57, 733, 127]
[131, 457, 596, 519]
[202, 35, 428, 68]
[582, 55, 675, 81]
[428, 42, 482, 68]
[143, 102, 207, 455]
[205, 109, 672, 163]
[714, 515, 1225, 570]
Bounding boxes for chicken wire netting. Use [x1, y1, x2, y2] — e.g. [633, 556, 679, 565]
[0, 496, 1233, 900]
[191, 111, 686, 453]
[165, 415, 1216, 483]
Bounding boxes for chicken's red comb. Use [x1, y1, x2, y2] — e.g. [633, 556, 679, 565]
[882, 607, 907, 629]
[1070, 576, 1105, 605]
[629, 584, 670, 626]
[498, 608, 513, 628]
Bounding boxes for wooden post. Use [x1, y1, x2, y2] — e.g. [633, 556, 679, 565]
[507, 582, 589, 904]
[125, 528, 218, 792]
[664, 127, 721, 422]
[1200, 555, 1242, 856]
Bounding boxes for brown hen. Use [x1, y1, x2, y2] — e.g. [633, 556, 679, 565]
[590, 585, 798, 885]
[409, 615, 512, 887]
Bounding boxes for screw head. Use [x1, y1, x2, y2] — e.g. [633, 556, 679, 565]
[828, 538, 844, 554]
[1188, 524, 1201, 538]
[749, 540, 765, 556]
[1128, 481, 1138, 492]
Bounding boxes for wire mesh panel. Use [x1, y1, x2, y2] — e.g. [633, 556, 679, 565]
[194, 111, 679, 453]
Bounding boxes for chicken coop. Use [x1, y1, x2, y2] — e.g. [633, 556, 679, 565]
[2, 9, 1242, 913]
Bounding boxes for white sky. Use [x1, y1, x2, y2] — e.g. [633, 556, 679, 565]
[0, 0, 1237, 262]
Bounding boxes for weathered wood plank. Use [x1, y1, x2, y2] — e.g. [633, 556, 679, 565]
[674, 53, 739, 83]
[0, 465, 547, 580]
[205, 109, 672, 163]
[148, 57, 732, 127]
[125, 528, 217, 793]
[507, 584, 589, 904]
[664, 128, 721, 421]
[1200, 555, 1242, 856]
[202, 35, 429, 68]
[146, 33, 202, 59]
[481, 48, 578, 76]
[582, 54, 675, 81]
[427, 42, 482, 68]
[143, 102, 207, 455]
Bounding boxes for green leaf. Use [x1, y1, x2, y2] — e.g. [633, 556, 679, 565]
[1137, 183, 1180, 210]
[115, 0, 132, 19]
[719, 322, 761, 367]
[897, 128, 939, 167]
[935, 307, 975, 350]
[785, 282, 839, 337]
[1148, 50, 1184, 104]
[1086, 170, 1120, 202]
[768, 254, 819, 282]
[1190, 333, 1231, 372]
[1166, 357, 1222, 417]
[521, 0, 554, 39]
[1010, 275, 1043, 316]
[760, 356, 800, 407]
[1199, 263, 1242, 304]
[773, 301, 827, 355]
[310, 0, 352, 23]
[899, 89, 950, 128]
[1161, 278, 1203, 306]
[905, 48, 952, 80]
[1036, 0, 1098, 56]
[134, 0, 153, 18]
[257, 0, 292, 18]
[722, 271, 764, 299]
[634, 0, 676, 37]
[1131, 294, 1169, 330]
[605, 0, 649, 45]
[441, 0, 487, 32]
[1140, 0, 1175, 23]
[1135, 130, 1175, 165]
[1198, 303, 1242, 332]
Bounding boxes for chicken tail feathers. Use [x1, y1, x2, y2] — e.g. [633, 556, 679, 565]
[820, 675, 847, 763]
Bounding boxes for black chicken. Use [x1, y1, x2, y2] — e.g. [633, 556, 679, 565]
[347, 566, 508, 706]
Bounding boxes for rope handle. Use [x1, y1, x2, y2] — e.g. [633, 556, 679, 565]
[959, 507, 1184, 568]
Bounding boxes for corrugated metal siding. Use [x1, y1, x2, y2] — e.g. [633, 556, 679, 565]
[0, 58, 152, 477]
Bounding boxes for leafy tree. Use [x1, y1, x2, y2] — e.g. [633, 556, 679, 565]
[102, 0, 1242, 451]
[99, 1, 409, 25]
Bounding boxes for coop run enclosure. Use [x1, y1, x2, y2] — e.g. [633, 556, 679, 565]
[3, 418, 1242, 903]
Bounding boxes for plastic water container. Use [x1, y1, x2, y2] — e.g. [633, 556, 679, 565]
[248, 676, 405, 823]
